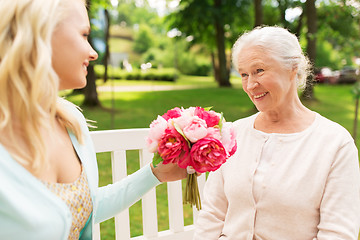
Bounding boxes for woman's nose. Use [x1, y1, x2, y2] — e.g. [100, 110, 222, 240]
[89, 47, 98, 61]
[247, 77, 259, 90]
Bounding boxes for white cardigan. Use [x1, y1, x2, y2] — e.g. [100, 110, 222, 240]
[194, 113, 360, 240]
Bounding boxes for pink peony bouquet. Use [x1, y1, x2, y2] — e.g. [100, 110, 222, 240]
[146, 106, 237, 210]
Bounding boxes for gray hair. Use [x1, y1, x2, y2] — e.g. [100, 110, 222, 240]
[231, 26, 311, 89]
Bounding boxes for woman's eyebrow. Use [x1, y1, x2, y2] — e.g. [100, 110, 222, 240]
[238, 61, 265, 72]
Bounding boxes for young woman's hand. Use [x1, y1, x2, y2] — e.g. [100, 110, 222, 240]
[150, 162, 188, 182]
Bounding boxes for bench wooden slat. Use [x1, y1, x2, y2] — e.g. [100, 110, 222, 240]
[91, 128, 149, 152]
[168, 180, 185, 233]
[112, 150, 131, 240]
[131, 225, 195, 240]
[139, 149, 159, 237]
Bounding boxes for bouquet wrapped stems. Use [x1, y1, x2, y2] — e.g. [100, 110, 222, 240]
[184, 173, 202, 210]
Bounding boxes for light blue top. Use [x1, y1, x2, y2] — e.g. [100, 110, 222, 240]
[0, 101, 160, 240]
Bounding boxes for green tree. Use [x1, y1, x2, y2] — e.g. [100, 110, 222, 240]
[114, 0, 163, 33]
[133, 25, 154, 54]
[167, 0, 252, 87]
[316, 1, 360, 67]
[315, 40, 342, 70]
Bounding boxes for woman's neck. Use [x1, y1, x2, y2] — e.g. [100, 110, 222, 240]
[254, 100, 315, 134]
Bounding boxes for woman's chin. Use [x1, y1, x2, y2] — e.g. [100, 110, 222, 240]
[59, 79, 87, 91]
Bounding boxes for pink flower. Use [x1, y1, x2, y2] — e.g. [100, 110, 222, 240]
[190, 138, 227, 173]
[221, 122, 237, 156]
[146, 138, 158, 153]
[172, 107, 195, 130]
[158, 127, 190, 168]
[194, 107, 220, 127]
[183, 116, 208, 143]
[162, 107, 182, 120]
[182, 107, 196, 116]
[206, 127, 221, 140]
[146, 115, 168, 153]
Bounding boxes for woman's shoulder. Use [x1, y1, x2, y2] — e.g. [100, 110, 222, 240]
[58, 98, 88, 127]
[314, 113, 354, 142]
[232, 113, 258, 129]
[58, 97, 84, 118]
[57, 98, 92, 138]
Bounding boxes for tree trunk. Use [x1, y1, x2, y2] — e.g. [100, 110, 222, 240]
[254, 0, 263, 27]
[354, 16, 360, 144]
[103, 9, 110, 83]
[302, 0, 317, 100]
[214, 0, 231, 87]
[277, 0, 290, 29]
[211, 51, 220, 84]
[82, 64, 100, 107]
[353, 97, 359, 143]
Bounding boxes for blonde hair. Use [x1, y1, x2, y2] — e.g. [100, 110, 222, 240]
[232, 26, 311, 90]
[0, 0, 86, 173]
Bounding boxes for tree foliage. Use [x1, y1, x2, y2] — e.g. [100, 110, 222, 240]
[114, 1, 161, 28]
[166, 0, 252, 87]
[132, 25, 154, 54]
[317, 1, 360, 67]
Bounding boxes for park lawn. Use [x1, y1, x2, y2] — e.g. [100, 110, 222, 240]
[64, 80, 359, 239]
[95, 74, 233, 87]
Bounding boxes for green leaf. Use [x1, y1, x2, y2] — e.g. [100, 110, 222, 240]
[174, 123, 191, 148]
[219, 112, 224, 133]
[203, 106, 213, 111]
[152, 152, 163, 168]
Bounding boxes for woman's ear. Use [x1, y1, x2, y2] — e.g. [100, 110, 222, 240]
[290, 66, 298, 81]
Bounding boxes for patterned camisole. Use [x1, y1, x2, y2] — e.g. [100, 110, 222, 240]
[42, 166, 93, 240]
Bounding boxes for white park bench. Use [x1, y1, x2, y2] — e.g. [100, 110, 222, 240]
[90, 128, 206, 240]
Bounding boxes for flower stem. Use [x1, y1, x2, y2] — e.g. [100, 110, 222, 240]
[184, 173, 202, 210]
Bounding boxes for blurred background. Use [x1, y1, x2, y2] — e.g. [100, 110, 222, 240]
[76, 0, 360, 106]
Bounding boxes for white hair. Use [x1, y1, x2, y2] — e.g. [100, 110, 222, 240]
[232, 26, 311, 89]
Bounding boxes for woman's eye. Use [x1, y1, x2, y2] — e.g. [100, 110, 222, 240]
[241, 73, 248, 78]
[83, 32, 90, 39]
[256, 69, 264, 74]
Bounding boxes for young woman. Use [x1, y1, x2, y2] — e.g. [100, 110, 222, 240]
[0, 0, 187, 239]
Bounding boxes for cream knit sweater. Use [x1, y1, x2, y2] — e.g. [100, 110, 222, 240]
[194, 113, 360, 240]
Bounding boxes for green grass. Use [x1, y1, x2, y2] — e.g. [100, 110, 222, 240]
[63, 78, 359, 239]
[96, 74, 232, 87]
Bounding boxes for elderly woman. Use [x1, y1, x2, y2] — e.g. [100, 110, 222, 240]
[194, 26, 360, 239]
[0, 0, 187, 239]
